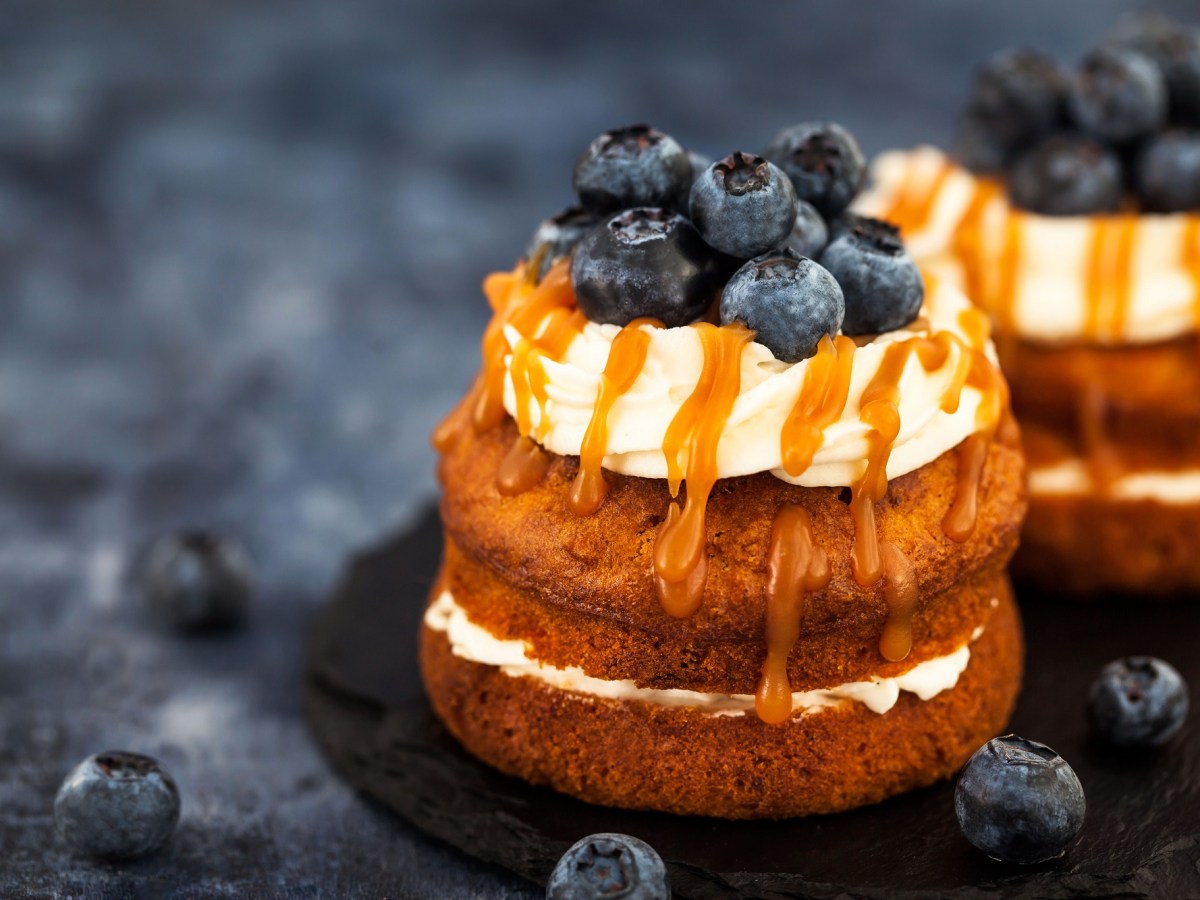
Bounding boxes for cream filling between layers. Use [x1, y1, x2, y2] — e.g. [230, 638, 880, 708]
[501, 278, 995, 487]
[424, 589, 985, 718]
[856, 145, 1200, 345]
[1029, 459, 1200, 504]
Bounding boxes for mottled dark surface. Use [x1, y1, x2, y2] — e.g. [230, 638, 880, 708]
[1, 1, 1195, 897]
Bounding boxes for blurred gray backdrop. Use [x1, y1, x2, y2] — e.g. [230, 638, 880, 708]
[0, 1, 1192, 896]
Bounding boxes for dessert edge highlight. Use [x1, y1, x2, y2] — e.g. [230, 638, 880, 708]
[857, 11, 1200, 595]
[423, 120, 1026, 818]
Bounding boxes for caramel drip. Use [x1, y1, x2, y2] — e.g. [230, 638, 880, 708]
[950, 180, 1001, 318]
[653, 323, 752, 617]
[1108, 215, 1138, 340]
[779, 335, 857, 477]
[992, 210, 1023, 338]
[943, 433, 990, 543]
[756, 505, 831, 724]
[568, 319, 660, 516]
[475, 260, 577, 432]
[1083, 215, 1138, 342]
[878, 542, 917, 662]
[509, 308, 588, 442]
[884, 160, 954, 235]
[849, 342, 913, 586]
[1186, 216, 1200, 331]
[496, 434, 551, 496]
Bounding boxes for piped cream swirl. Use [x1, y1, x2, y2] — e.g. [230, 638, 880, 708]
[500, 277, 996, 487]
[856, 145, 1200, 345]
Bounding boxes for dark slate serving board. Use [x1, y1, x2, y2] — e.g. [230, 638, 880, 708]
[304, 506, 1200, 899]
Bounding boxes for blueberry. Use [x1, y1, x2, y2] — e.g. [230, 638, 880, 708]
[825, 211, 874, 244]
[573, 124, 692, 213]
[526, 206, 599, 280]
[1136, 130, 1200, 212]
[689, 152, 797, 259]
[955, 735, 1086, 865]
[958, 49, 1069, 163]
[763, 122, 866, 218]
[1106, 13, 1200, 124]
[780, 199, 828, 259]
[819, 217, 923, 335]
[1009, 134, 1124, 216]
[1069, 47, 1167, 144]
[1089, 656, 1189, 747]
[719, 249, 844, 363]
[570, 207, 723, 328]
[55, 751, 181, 860]
[546, 833, 669, 900]
[142, 531, 253, 632]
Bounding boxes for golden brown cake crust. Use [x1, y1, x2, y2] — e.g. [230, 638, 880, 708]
[439, 418, 1026, 645]
[420, 575, 1023, 820]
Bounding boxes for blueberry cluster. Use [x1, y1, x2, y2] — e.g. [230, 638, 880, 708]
[527, 122, 925, 362]
[954, 13, 1200, 214]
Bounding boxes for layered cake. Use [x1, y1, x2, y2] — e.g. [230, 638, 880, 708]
[858, 14, 1200, 595]
[424, 121, 1026, 819]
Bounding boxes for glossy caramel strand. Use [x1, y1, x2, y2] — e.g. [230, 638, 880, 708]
[779, 334, 857, 477]
[496, 434, 551, 497]
[884, 159, 954, 236]
[653, 323, 752, 617]
[569, 319, 660, 516]
[756, 504, 831, 725]
[878, 542, 918, 662]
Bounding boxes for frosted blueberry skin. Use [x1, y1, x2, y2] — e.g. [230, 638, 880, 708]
[142, 530, 253, 632]
[1089, 656, 1189, 748]
[689, 152, 797, 259]
[526, 206, 600, 280]
[1136, 130, 1200, 211]
[1105, 12, 1200, 124]
[955, 736, 1086, 865]
[547, 833, 669, 900]
[1009, 134, 1124, 216]
[54, 752, 181, 861]
[957, 48, 1070, 170]
[780, 199, 829, 260]
[573, 124, 692, 214]
[570, 207, 724, 328]
[719, 248, 844, 363]
[820, 217, 923, 336]
[763, 121, 866, 218]
[1069, 47, 1167, 144]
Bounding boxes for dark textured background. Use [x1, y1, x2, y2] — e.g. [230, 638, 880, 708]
[0, 1, 1192, 897]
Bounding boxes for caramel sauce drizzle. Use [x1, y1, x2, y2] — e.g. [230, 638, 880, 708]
[1186, 216, 1200, 331]
[756, 504, 830, 724]
[884, 159, 954, 235]
[779, 335, 857, 477]
[950, 180, 1002, 317]
[496, 435, 551, 497]
[653, 323, 753, 618]
[878, 541, 918, 662]
[568, 318, 661, 516]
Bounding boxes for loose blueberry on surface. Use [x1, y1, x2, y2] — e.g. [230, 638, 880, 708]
[526, 206, 600, 280]
[546, 832, 669, 900]
[819, 217, 923, 335]
[142, 530, 253, 632]
[689, 152, 797, 259]
[570, 207, 723, 328]
[1069, 47, 1167, 144]
[780, 199, 829, 259]
[763, 122, 866, 218]
[1089, 656, 1189, 747]
[55, 751, 181, 861]
[958, 48, 1069, 165]
[955, 735, 1086, 865]
[719, 248, 844, 363]
[1009, 134, 1124, 216]
[572, 124, 692, 213]
[1106, 13, 1200, 124]
[1136, 129, 1200, 212]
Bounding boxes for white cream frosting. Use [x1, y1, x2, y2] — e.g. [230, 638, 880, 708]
[856, 145, 1200, 345]
[501, 277, 995, 487]
[424, 589, 982, 719]
[1029, 458, 1200, 504]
